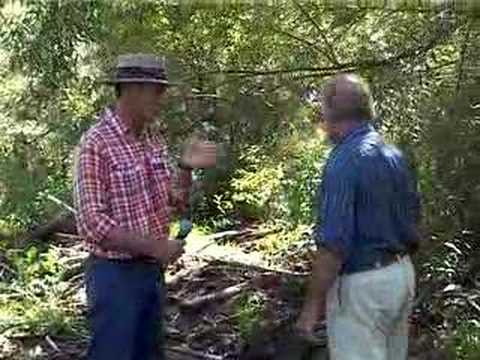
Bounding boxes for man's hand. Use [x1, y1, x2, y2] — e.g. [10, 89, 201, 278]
[137, 238, 185, 264]
[295, 247, 341, 337]
[166, 239, 185, 264]
[295, 300, 326, 336]
[104, 228, 170, 261]
[105, 229, 157, 257]
[104, 228, 185, 263]
[181, 137, 217, 169]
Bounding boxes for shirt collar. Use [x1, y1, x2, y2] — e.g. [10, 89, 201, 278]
[337, 121, 373, 146]
[104, 106, 130, 135]
[104, 106, 151, 140]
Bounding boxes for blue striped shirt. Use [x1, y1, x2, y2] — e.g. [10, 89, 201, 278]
[314, 123, 421, 274]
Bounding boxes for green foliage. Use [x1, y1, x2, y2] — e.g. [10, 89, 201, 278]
[1, 294, 84, 338]
[447, 321, 480, 360]
[202, 135, 326, 231]
[1, 3, 480, 355]
[231, 146, 284, 220]
[0, 245, 85, 338]
[8, 246, 60, 283]
[1, 1, 478, 236]
[257, 225, 309, 260]
[277, 134, 327, 225]
[233, 292, 266, 341]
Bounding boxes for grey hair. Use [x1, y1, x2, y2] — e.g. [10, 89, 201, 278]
[321, 73, 376, 123]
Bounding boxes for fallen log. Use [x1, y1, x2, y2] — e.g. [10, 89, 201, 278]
[196, 258, 309, 278]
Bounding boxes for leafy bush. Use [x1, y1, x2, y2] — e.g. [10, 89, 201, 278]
[231, 146, 284, 220]
[233, 292, 266, 341]
[447, 321, 480, 360]
[200, 136, 326, 231]
[277, 135, 328, 226]
[0, 245, 85, 338]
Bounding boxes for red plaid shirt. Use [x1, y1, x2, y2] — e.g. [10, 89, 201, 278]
[74, 107, 191, 259]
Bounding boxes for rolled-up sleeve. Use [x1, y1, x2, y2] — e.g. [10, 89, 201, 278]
[314, 170, 356, 260]
[74, 138, 118, 244]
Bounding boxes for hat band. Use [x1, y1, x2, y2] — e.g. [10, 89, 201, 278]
[115, 66, 168, 82]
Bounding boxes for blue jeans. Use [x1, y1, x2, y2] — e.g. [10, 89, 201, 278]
[85, 256, 165, 360]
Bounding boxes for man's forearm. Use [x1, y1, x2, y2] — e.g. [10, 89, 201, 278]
[103, 228, 143, 254]
[302, 247, 342, 318]
[177, 168, 192, 213]
[103, 228, 162, 258]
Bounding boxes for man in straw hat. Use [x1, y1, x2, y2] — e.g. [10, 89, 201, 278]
[296, 73, 421, 359]
[74, 53, 217, 359]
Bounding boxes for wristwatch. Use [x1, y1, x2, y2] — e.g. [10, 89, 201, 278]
[178, 159, 193, 170]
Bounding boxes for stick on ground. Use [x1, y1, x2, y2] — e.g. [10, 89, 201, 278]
[179, 281, 250, 309]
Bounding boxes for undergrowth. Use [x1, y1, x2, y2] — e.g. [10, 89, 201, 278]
[232, 292, 267, 341]
[0, 245, 86, 343]
[447, 321, 480, 360]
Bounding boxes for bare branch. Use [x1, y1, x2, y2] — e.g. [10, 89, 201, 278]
[333, 10, 369, 43]
[179, 281, 249, 309]
[292, 0, 340, 65]
[272, 26, 325, 56]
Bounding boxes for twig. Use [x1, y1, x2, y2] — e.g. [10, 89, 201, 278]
[166, 265, 205, 286]
[272, 26, 328, 58]
[194, 228, 277, 253]
[0, 262, 15, 277]
[165, 325, 182, 337]
[45, 194, 77, 214]
[168, 346, 223, 360]
[192, 231, 247, 253]
[179, 281, 250, 309]
[467, 298, 480, 316]
[292, 0, 340, 65]
[54, 232, 83, 240]
[45, 335, 61, 353]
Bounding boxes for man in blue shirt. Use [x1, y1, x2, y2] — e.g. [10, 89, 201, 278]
[296, 74, 420, 359]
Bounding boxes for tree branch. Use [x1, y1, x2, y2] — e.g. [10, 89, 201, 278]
[456, 20, 472, 95]
[204, 31, 445, 80]
[313, 1, 463, 14]
[272, 26, 327, 57]
[333, 10, 368, 43]
[292, 0, 340, 65]
[204, 48, 431, 91]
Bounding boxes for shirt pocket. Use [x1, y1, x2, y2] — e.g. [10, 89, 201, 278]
[110, 161, 144, 198]
[149, 151, 172, 205]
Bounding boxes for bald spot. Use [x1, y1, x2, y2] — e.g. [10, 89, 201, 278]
[322, 73, 374, 122]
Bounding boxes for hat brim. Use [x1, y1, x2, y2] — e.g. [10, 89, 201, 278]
[104, 78, 177, 86]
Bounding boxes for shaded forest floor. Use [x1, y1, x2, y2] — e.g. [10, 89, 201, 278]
[1, 228, 476, 359]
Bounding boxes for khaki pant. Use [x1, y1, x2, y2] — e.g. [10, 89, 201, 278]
[325, 256, 415, 360]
